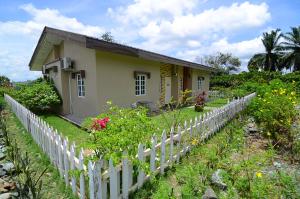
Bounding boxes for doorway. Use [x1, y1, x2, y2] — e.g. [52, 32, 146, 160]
[165, 76, 172, 104]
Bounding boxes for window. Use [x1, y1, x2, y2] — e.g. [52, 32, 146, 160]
[77, 74, 85, 97]
[135, 74, 146, 96]
[180, 77, 183, 91]
[197, 76, 204, 90]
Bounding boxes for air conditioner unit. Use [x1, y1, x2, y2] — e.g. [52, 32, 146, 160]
[61, 57, 74, 71]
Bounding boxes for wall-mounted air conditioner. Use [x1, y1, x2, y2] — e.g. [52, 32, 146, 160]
[62, 57, 74, 71]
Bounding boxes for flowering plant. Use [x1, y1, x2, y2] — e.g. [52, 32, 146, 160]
[195, 91, 206, 112]
[91, 117, 110, 131]
[83, 102, 155, 163]
[249, 79, 297, 147]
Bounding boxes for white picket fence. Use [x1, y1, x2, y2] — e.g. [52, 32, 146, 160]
[208, 90, 225, 99]
[4, 93, 256, 199]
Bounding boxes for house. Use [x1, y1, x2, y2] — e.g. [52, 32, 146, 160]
[29, 27, 215, 123]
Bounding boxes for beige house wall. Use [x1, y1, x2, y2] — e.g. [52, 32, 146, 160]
[63, 40, 98, 118]
[44, 43, 69, 114]
[95, 51, 161, 112]
[191, 69, 211, 96]
[43, 40, 211, 120]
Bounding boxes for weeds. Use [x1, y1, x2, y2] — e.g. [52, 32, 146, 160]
[0, 105, 48, 198]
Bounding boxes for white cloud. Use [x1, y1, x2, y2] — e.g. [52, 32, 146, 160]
[0, 4, 104, 37]
[108, 0, 199, 25]
[137, 2, 270, 42]
[0, 4, 105, 81]
[109, 1, 269, 71]
[176, 37, 264, 71]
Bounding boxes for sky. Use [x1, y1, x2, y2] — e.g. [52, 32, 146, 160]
[0, 0, 299, 82]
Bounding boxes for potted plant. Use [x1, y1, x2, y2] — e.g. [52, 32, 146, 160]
[194, 91, 206, 112]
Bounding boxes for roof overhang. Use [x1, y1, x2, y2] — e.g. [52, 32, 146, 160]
[29, 27, 85, 71]
[29, 27, 215, 72]
[86, 37, 215, 72]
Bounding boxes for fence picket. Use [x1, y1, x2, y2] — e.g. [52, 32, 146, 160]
[94, 160, 103, 199]
[137, 144, 145, 188]
[109, 159, 118, 199]
[63, 138, 69, 186]
[89, 161, 95, 199]
[70, 143, 76, 194]
[169, 127, 174, 164]
[79, 148, 85, 199]
[176, 126, 181, 163]
[150, 135, 157, 173]
[160, 131, 166, 174]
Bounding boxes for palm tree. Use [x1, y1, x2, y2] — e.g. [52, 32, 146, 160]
[281, 26, 300, 71]
[248, 29, 282, 71]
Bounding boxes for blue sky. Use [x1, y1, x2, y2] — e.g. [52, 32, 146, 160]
[0, 0, 299, 81]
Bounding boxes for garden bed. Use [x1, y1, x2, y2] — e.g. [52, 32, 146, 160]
[134, 114, 300, 198]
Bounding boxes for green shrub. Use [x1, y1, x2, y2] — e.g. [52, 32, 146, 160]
[248, 79, 297, 147]
[82, 102, 155, 163]
[13, 80, 61, 113]
[211, 71, 300, 91]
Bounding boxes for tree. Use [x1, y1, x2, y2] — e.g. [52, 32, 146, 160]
[100, 32, 114, 42]
[248, 29, 282, 71]
[0, 76, 10, 87]
[202, 52, 241, 75]
[281, 26, 300, 71]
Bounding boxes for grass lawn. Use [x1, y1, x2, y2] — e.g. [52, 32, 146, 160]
[4, 102, 77, 199]
[152, 98, 228, 131]
[134, 114, 300, 198]
[37, 98, 228, 151]
[40, 114, 91, 150]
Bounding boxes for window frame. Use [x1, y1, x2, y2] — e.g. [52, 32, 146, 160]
[135, 74, 146, 96]
[197, 76, 204, 90]
[77, 74, 85, 97]
[180, 76, 183, 91]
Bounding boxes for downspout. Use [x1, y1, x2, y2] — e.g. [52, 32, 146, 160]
[69, 73, 73, 114]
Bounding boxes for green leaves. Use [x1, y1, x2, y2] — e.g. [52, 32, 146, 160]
[12, 80, 61, 113]
[83, 102, 155, 163]
[248, 79, 297, 146]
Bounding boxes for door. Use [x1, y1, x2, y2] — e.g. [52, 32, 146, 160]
[165, 77, 172, 104]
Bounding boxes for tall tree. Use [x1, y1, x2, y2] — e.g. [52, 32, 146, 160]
[248, 29, 282, 71]
[281, 26, 300, 71]
[0, 75, 10, 87]
[100, 32, 114, 42]
[202, 52, 241, 75]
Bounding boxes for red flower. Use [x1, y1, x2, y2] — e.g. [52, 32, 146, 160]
[91, 117, 110, 131]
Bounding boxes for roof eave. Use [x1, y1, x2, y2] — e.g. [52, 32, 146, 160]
[29, 26, 48, 70]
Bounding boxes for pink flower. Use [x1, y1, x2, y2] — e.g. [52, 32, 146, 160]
[91, 117, 110, 131]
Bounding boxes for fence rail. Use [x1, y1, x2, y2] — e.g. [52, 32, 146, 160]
[4, 93, 256, 199]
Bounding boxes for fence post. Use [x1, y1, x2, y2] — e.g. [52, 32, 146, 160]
[169, 127, 174, 164]
[63, 138, 69, 186]
[150, 135, 157, 173]
[88, 160, 95, 199]
[176, 126, 181, 163]
[109, 158, 118, 199]
[57, 135, 63, 177]
[79, 148, 85, 199]
[137, 144, 145, 188]
[160, 131, 166, 175]
[70, 143, 76, 194]
[122, 151, 129, 199]
[94, 159, 103, 199]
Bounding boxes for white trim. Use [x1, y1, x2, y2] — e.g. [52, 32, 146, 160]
[197, 76, 204, 90]
[77, 74, 85, 97]
[135, 74, 146, 96]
